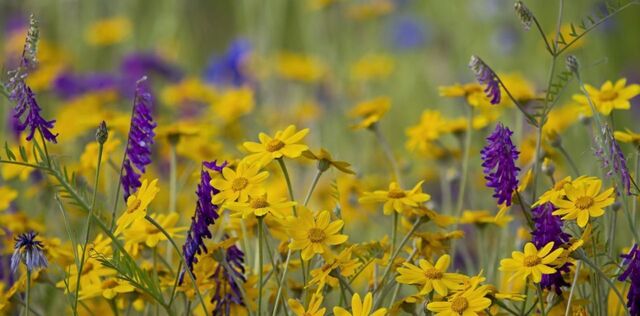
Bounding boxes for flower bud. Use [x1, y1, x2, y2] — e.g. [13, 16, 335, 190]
[514, 1, 533, 31]
[566, 55, 580, 74]
[96, 121, 109, 144]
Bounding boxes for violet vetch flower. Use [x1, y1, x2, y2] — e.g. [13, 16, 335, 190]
[595, 125, 631, 195]
[180, 160, 227, 283]
[121, 78, 156, 200]
[211, 238, 246, 315]
[531, 203, 571, 293]
[11, 231, 47, 273]
[469, 55, 501, 105]
[619, 244, 640, 316]
[52, 71, 118, 99]
[204, 39, 252, 87]
[481, 123, 520, 206]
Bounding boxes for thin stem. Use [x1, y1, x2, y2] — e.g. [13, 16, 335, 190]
[532, 15, 554, 55]
[168, 261, 183, 308]
[277, 158, 297, 216]
[271, 248, 292, 316]
[73, 141, 104, 315]
[372, 123, 402, 184]
[25, 270, 31, 316]
[495, 77, 537, 126]
[390, 212, 398, 256]
[536, 284, 547, 316]
[564, 260, 581, 316]
[455, 107, 473, 217]
[169, 142, 177, 213]
[37, 129, 52, 168]
[556, 144, 580, 176]
[303, 169, 323, 206]
[575, 251, 630, 316]
[257, 216, 264, 316]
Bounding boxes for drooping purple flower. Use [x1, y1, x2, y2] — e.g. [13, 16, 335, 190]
[211, 237, 246, 315]
[121, 78, 156, 200]
[595, 125, 631, 195]
[180, 160, 227, 283]
[469, 55, 501, 105]
[481, 123, 520, 206]
[52, 71, 118, 99]
[204, 39, 252, 87]
[11, 231, 47, 273]
[531, 203, 571, 293]
[619, 244, 640, 316]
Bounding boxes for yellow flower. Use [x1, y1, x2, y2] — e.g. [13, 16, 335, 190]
[308, 246, 362, 292]
[614, 128, 640, 147]
[224, 194, 295, 219]
[499, 73, 537, 103]
[427, 283, 492, 316]
[243, 125, 310, 167]
[359, 181, 430, 215]
[85, 17, 131, 46]
[160, 77, 216, 107]
[79, 278, 135, 300]
[347, 0, 394, 20]
[534, 176, 596, 206]
[277, 52, 325, 82]
[303, 148, 355, 174]
[349, 97, 390, 130]
[396, 254, 464, 296]
[288, 208, 348, 261]
[211, 160, 269, 204]
[333, 292, 387, 316]
[114, 179, 159, 236]
[289, 293, 326, 316]
[211, 87, 255, 123]
[460, 210, 512, 228]
[350, 54, 395, 82]
[499, 242, 564, 283]
[0, 187, 18, 211]
[572, 78, 640, 116]
[123, 213, 187, 254]
[551, 178, 614, 228]
[80, 138, 122, 173]
[439, 83, 499, 107]
[405, 110, 448, 155]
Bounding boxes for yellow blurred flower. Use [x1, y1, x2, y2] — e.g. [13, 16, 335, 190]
[79, 278, 134, 301]
[405, 110, 447, 154]
[277, 52, 325, 82]
[243, 125, 310, 166]
[308, 246, 361, 292]
[289, 293, 326, 316]
[572, 78, 640, 116]
[115, 179, 159, 236]
[123, 212, 187, 255]
[0, 187, 18, 211]
[287, 208, 348, 261]
[615, 128, 640, 146]
[79, 137, 122, 173]
[212, 87, 255, 123]
[85, 17, 132, 46]
[460, 210, 512, 228]
[359, 181, 430, 215]
[347, 0, 394, 20]
[303, 148, 355, 174]
[224, 193, 295, 219]
[349, 96, 391, 130]
[499, 73, 537, 103]
[350, 54, 395, 82]
[160, 77, 216, 107]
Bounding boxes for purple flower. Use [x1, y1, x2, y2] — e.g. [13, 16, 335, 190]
[211, 237, 247, 315]
[121, 78, 156, 200]
[531, 203, 571, 293]
[389, 16, 428, 50]
[180, 160, 227, 283]
[469, 55, 501, 105]
[119, 52, 182, 97]
[481, 123, 520, 206]
[594, 125, 631, 195]
[11, 231, 47, 273]
[52, 71, 118, 99]
[619, 244, 640, 316]
[204, 39, 252, 87]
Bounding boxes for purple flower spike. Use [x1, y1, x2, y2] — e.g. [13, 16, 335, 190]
[469, 55, 501, 105]
[619, 244, 640, 316]
[180, 161, 224, 283]
[121, 78, 156, 200]
[211, 238, 247, 315]
[481, 123, 520, 206]
[531, 203, 571, 293]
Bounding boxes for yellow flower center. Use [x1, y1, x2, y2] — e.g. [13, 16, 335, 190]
[523, 255, 541, 267]
[126, 198, 142, 213]
[424, 268, 443, 280]
[250, 197, 269, 209]
[574, 196, 594, 210]
[266, 139, 285, 152]
[308, 228, 326, 243]
[387, 189, 406, 199]
[231, 177, 249, 191]
[599, 90, 618, 102]
[450, 297, 469, 314]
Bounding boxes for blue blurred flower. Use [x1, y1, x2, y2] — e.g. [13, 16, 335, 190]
[52, 72, 118, 99]
[389, 15, 428, 50]
[204, 39, 252, 87]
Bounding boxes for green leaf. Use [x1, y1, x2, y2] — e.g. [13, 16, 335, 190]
[18, 146, 28, 162]
[4, 142, 16, 161]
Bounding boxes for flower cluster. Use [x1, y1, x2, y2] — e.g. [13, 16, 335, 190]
[481, 123, 520, 206]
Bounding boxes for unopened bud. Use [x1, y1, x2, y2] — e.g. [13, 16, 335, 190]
[96, 121, 109, 144]
[566, 55, 580, 75]
[542, 158, 555, 176]
[514, 1, 533, 31]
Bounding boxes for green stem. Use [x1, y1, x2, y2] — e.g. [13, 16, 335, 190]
[372, 123, 402, 184]
[277, 158, 297, 216]
[455, 106, 473, 217]
[257, 216, 264, 316]
[271, 248, 292, 316]
[575, 251, 630, 316]
[564, 260, 581, 316]
[390, 212, 398, 256]
[556, 144, 580, 177]
[168, 261, 183, 308]
[303, 169, 323, 206]
[73, 142, 104, 315]
[25, 270, 31, 316]
[169, 143, 177, 213]
[536, 284, 547, 316]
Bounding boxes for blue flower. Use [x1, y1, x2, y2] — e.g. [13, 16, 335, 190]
[389, 16, 427, 50]
[11, 231, 47, 273]
[481, 123, 520, 206]
[204, 39, 252, 87]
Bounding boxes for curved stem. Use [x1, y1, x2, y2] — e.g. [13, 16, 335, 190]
[277, 158, 297, 216]
[303, 170, 323, 207]
[556, 144, 580, 177]
[564, 260, 581, 316]
[576, 251, 630, 316]
[271, 248, 292, 316]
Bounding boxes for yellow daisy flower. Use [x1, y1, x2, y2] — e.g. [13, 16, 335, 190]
[499, 242, 564, 283]
[115, 179, 159, 236]
[288, 208, 348, 261]
[572, 78, 640, 116]
[333, 292, 386, 316]
[460, 210, 512, 228]
[289, 293, 326, 316]
[243, 125, 310, 167]
[224, 194, 296, 219]
[85, 17, 131, 46]
[349, 97, 391, 130]
[211, 160, 269, 204]
[123, 212, 187, 255]
[359, 181, 430, 215]
[350, 54, 395, 82]
[303, 148, 355, 174]
[534, 176, 597, 207]
[0, 187, 18, 211]
[396, 254, 464, 296]
[551, 179, 614, 228]
[427, 283, 492, 316]
[614, 128, 640, 147]
[277, 52, 325, 82]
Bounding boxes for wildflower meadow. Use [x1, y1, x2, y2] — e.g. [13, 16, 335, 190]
[2, 0, 640, 315]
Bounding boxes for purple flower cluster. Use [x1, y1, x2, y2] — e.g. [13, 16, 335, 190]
[121, 79, 156, 200]
[481, 123, 520, 206]
[469, 55, 501, 105]
[11, 231, 47, 273]
[211, 238, 247, 315]
[619, 244, 640, 316]
[531, 203, 571, 293]
[181, 160, 226, 283]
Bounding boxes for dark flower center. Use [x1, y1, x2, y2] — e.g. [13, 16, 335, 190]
[266, 139, 285, 152]
[523, 255, 541, 267]
[250, 197, 269, 209]
[451, 297, 469, 314]
[232, 177, 249, 191]
[387, 189, 406, 199]
[127, 198, 142, 213]
[424, 268, 443, 279]
[308, 228, 326, 243]
[575, 196, 594, 210]
[599, 90, 618, 102]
